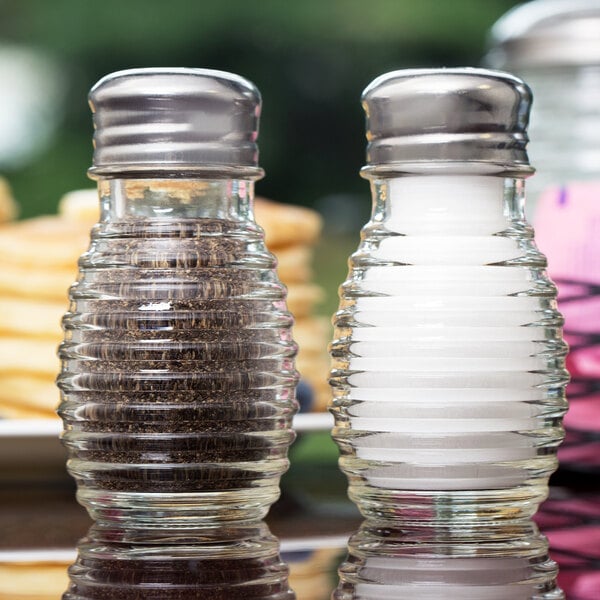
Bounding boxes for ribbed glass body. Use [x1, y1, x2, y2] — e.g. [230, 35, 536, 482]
[521, 66, 600, 215]
[330, 174, 569, 599]
[58, 177, 297, 598]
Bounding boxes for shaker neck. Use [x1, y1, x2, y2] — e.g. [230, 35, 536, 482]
[369, 175, 528, 234]
[96, 177, 256, 222]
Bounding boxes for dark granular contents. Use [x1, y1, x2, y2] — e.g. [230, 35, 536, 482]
[58, 218, 298, 496]
[60, 370, 293, 393]
[62, 338, 293, 361]
[74, 464, 290, 493]
[66, 430, 291, 460]
[67, 306, 292, 335]
[67, 357, 290, 374]
[60, 398, 289, 432]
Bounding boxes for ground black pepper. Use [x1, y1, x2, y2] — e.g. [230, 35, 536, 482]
[58, 218, 298, 497]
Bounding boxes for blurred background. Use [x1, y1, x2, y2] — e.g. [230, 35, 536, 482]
[0, 0, 522, 313]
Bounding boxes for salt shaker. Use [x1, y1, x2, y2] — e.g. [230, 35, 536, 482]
[330, 68, 569, 599]
[57, 68, 297, 599]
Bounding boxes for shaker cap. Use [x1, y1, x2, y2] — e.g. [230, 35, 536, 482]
[361, 67, 533, 177]
[486, 0, 600, 69]
[88, 68, 263, 178]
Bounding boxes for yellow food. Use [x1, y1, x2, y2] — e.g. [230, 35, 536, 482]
[0, 376, 59, 413]
[255, 196, 323, 248]
[0, 563, 69, 597]
[0, 177, 18, 223]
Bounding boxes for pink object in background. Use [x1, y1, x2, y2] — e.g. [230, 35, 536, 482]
[535, 182, 600, 471]
[535, 490, 600, 599]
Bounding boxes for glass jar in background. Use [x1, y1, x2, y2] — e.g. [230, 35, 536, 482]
[329, 68, 568, 599]
[488, 4, 600, 598]
[57, 68, 297, 599]
[486, 0, 600, 216]
[488, 1, 600, 480]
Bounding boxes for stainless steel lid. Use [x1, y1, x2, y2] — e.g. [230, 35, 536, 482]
[361, 68, 533, 178]
[486, 0, 600, 69]
[88, 68, 263, 178]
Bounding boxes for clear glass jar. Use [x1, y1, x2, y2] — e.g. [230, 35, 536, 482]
[518, 65, 600, 206]
[57, 69, 297, 599]
[330, 69, 569, 599]
[486, 0, 600, 215]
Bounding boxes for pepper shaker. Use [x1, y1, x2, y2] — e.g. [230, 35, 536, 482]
[57, 68, 297, 599]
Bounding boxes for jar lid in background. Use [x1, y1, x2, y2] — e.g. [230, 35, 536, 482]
[486, 0, 600, 69]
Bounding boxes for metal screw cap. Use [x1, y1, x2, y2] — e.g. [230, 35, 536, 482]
[88, 67, 263, 179]
[361, 67, 534, 178]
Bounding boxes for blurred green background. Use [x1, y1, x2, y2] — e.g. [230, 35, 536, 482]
[0, 0, 521, 216]
[0, 0, 522, 319]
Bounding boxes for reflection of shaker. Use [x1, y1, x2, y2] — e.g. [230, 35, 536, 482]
[58, 68, 297, 599]
[330, 68, 568, 598]
[488, 1, 600, 476]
